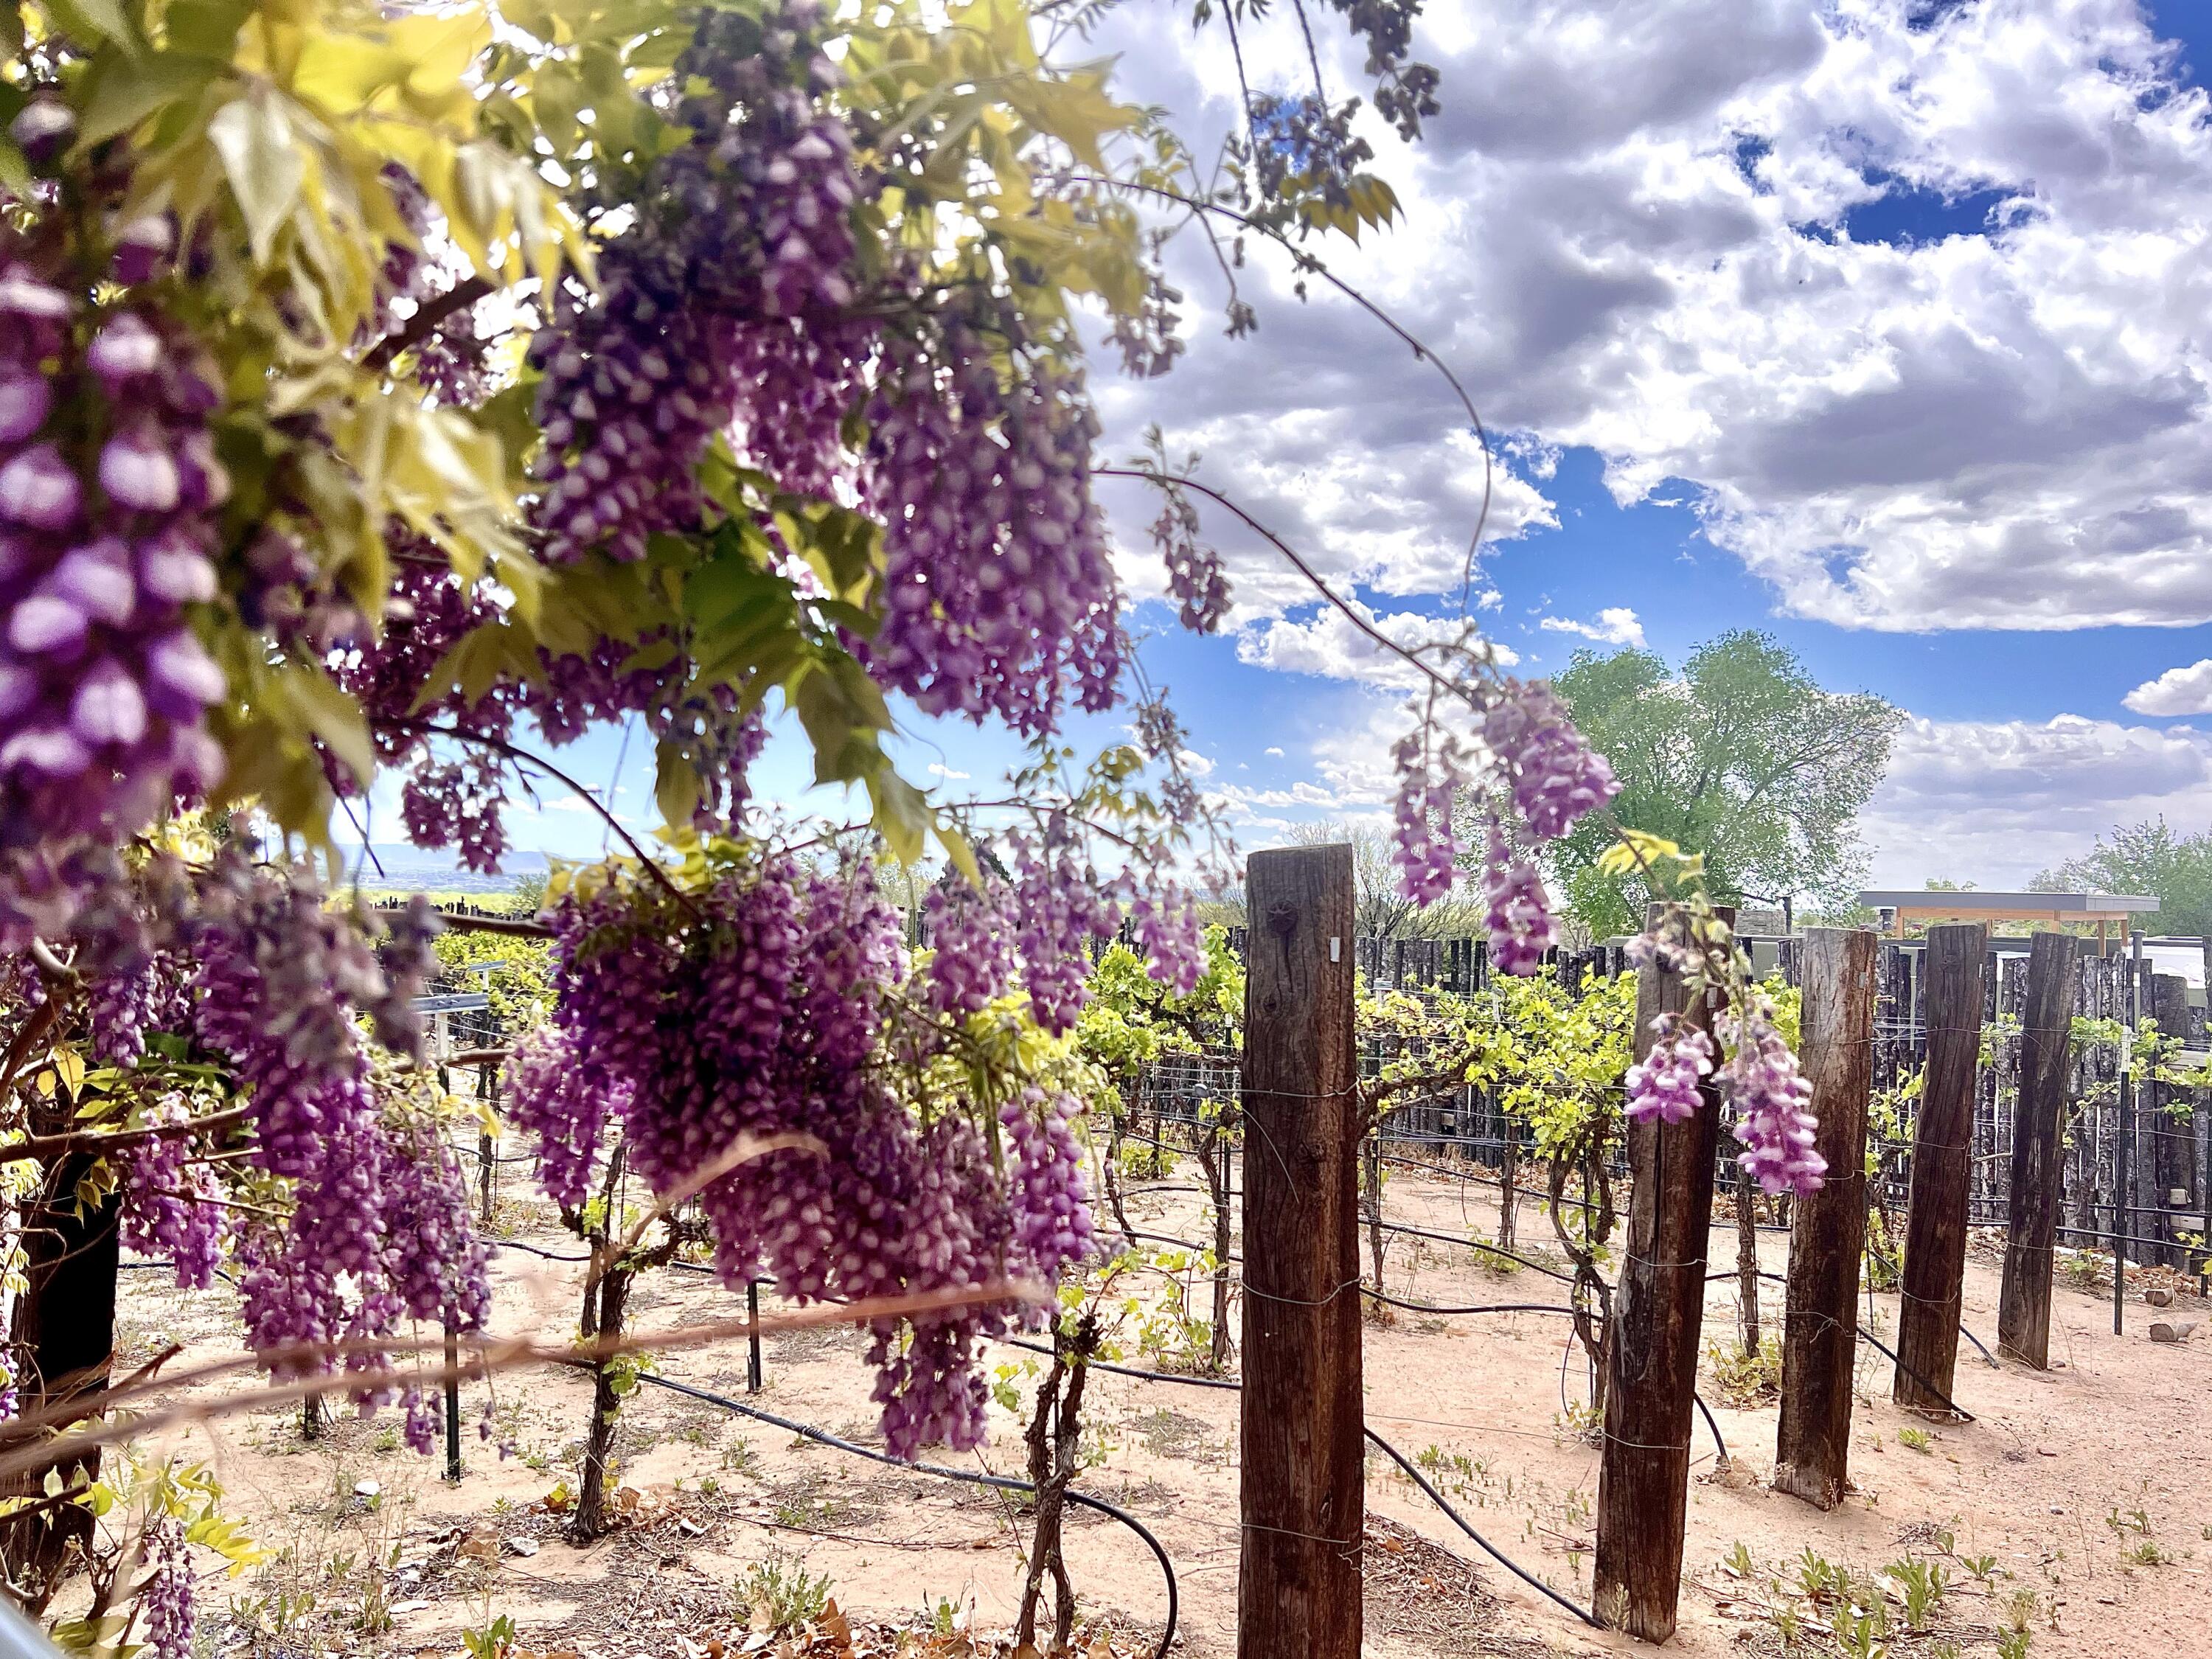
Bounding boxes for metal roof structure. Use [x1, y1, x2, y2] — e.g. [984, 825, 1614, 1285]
[1855, 890, 2160, 942]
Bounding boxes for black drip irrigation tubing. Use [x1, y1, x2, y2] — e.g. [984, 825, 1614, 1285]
[630, 1369, 1179, 1659]
[991, 1333, 1600, 1629]
[487, 1238, 723, 1279]
[120, 1258, 241, 1290]
[1110, 1226, 1734, 1463]
[1708, 1267, 2000, 1371]
[1368, 1219, 1579, 1284]
[1120, 1192, 1576, 1287]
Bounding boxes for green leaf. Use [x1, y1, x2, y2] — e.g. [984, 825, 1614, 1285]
[287, 666, 376, 787]
[164, 0, 253, 57]
[78, 51, 221, 147]
[868, 768, 931, 867]
[653, 740, 702, 827]
[208, 92, 306, 266]
[41, 0, 140, 54]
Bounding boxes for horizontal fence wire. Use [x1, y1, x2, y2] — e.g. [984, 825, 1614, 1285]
[411, 926, 2208, 1277]
[1122, 933, 2209, 1278]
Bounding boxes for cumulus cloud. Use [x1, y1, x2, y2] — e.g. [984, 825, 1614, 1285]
[2124, 659, 2212, 716]
[1539, 607, 1648, 647]
[1235, 603, 1517, 686]
[1860, 714, 2212, 885]
[1090, 0, 2212, 633]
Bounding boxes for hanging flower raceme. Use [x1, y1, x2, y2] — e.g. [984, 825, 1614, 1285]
[502, 1023, 630, 1210]
[1480, 828, 1554, 975]
[1717, 995, 1826, 1196]
[1482, 680, 1620, 843]
[921, 872, 1018, 1018]
[529, 1, 864, 566]
[863, 338, 1124, 736]
[1623, 1012, 1714, 1124]
[1008, 814, 1122, 1036]
[116, 1096, 227, 1290]
[1390, 728, 1463, 905]
[0, 188, 229, 855]
[140, 1517, 195, 1659]
[512, 851, 1105, 1458]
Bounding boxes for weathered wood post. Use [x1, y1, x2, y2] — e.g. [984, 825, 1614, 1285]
[1239, 844, 1361, 1659]
[1997, 932, 2082, 1368]
[1593, 904, 1732, 1642]
[1774, 927, 1877, 1509]
[1893, 922, 1986, 1416]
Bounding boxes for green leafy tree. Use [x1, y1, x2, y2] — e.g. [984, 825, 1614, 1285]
[2033, 818, 2212, 935]
[1289, 820, 1484, 940]
[1534, 633, 1904, 938]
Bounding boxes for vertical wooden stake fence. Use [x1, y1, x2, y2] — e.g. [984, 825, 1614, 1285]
[1239, 844, 1360, 1659]
[1996, 932, 2082, 1368]
[1893, 922, 1986, 1416]
[1593, 904, 1731, 1643]
[1773, 927, 1877, 1509]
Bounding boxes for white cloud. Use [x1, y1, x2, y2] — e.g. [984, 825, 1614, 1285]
[1264, 745, 1284, 757]
[1177, 748, 1217, 777]
[1539, 606, 1648, 647]
[1091, 0, 2212, 633]
[926, 761, 972, 780]
[1235, 603, 1518, 687]
[2124, 659, 2212, 717]
[1860, 714, 2212, 886]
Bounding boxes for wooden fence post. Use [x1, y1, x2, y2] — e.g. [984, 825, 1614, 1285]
[1239, 844, 1361, 1659]
[1893, 922, 1986, 1416]
[1996, 932, 2082, 1368]
[1593, 903, 1732, 1642]
[1774, 927, 1877, 1509]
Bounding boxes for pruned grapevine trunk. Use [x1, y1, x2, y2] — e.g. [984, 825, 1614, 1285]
[1015, 1317, 1096, 1654]
[1194, 1114, 1235, 1371]
[1497, 1125, 1519, 1253]
[1103, 1102, 1139, 1250]
[571, 1262, 632, 1542]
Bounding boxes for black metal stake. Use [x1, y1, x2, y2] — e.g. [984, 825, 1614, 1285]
[444, 1326, 463, 1482]
[747, 1279, 763, 1394]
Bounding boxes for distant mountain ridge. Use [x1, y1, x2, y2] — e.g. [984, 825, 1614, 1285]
[343, 844, 552, 892]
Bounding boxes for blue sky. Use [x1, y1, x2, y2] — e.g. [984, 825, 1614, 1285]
[360, 0, 2212, 898]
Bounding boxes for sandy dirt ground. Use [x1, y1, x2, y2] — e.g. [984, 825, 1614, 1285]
[106, 1154, 2212, 1658]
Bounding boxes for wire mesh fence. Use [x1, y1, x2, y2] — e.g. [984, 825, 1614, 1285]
[1121, 932, 2209, 1279]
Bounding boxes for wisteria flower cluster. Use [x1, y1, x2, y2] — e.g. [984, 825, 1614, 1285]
[501, 1022, 630, 1209]
[1, 113, 227, 855]
[116, 1096, 226, 1289]
[1480, 829, 1554, 976]
[509, 851, 1102, 1458]
[140, 1516, 195, 1659]
[1717, 995, 1827, 1196]
[1388, 675, 1619, 977]
[1622, 1012, 1716, 1125]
